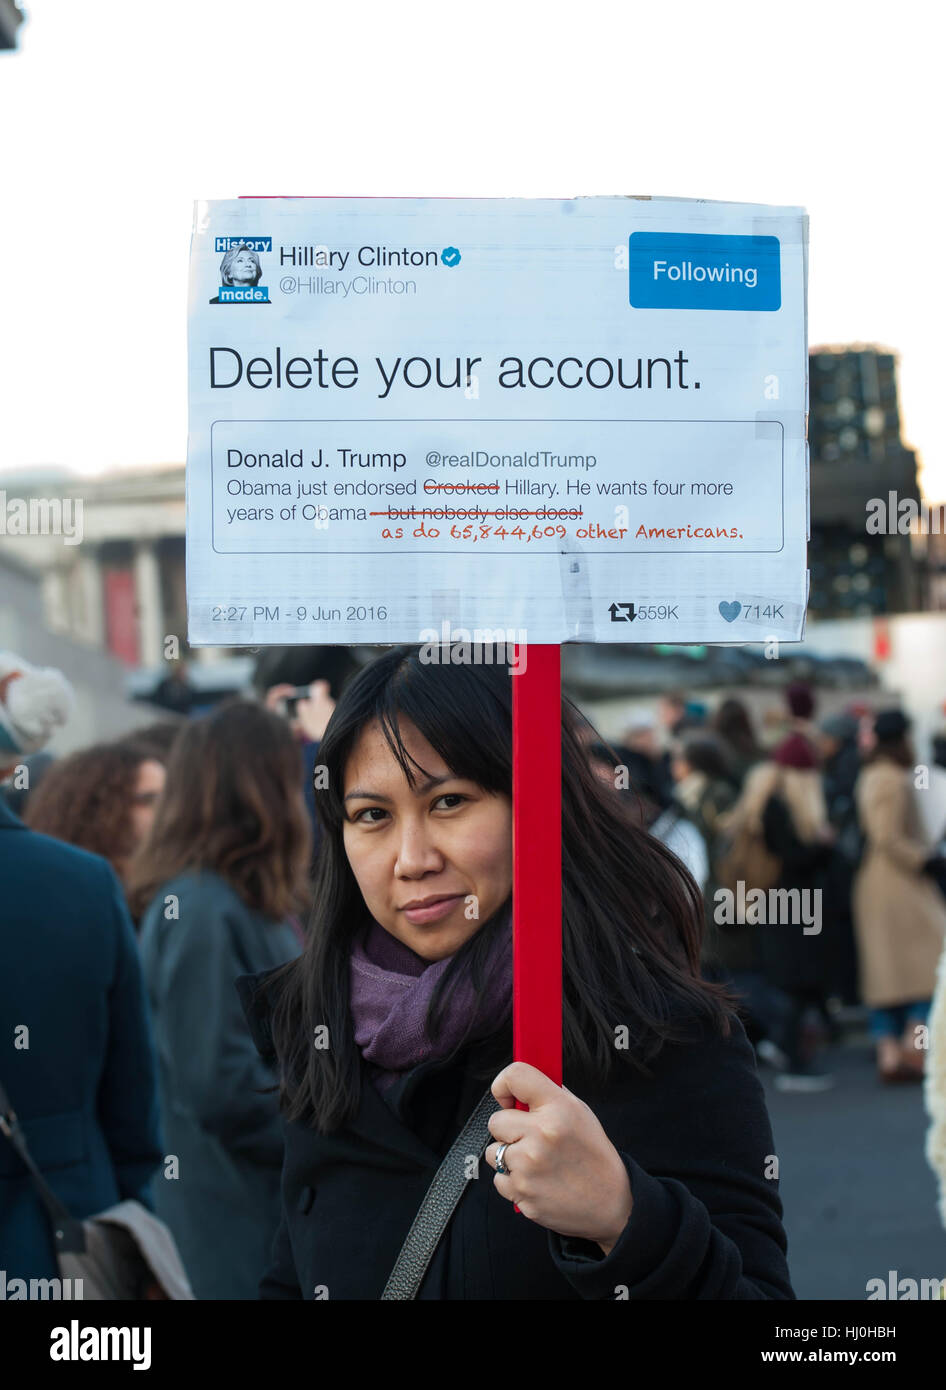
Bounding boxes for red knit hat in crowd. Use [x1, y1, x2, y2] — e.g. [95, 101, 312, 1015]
[773, 732, 818, 770]
[786, 681, 815, 720]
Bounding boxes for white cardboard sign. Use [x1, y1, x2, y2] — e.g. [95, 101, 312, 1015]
[186, 196, 808, 646]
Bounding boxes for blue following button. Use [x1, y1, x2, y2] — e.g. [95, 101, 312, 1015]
[629, 232, 781, 311]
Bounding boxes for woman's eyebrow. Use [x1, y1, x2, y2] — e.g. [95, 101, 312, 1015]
[343, 773, 454, 803]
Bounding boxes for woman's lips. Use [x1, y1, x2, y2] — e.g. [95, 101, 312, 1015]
[400, 894, 464, 925]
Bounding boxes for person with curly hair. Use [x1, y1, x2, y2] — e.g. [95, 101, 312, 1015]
[24, 741, 166, 897]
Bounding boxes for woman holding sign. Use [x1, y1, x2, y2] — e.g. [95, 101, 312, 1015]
[238, 644, 794, 1300]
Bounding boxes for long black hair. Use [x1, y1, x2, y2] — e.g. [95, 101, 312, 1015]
[267, 645, 736, 1132]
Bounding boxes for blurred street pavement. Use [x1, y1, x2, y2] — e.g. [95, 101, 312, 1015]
[760, 1032, 946, 1299]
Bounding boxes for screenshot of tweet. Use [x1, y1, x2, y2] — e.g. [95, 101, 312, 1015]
[186, 196, 808, 646]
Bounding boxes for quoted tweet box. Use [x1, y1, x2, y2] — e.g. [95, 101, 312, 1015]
[209, 418, 785, 555]
[187, 196, 808, 645]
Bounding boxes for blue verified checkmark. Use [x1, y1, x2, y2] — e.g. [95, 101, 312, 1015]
[441, 246, 461, 267]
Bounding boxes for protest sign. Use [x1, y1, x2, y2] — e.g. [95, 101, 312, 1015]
[186, 196, 809, 649]
[187, 195, 809, 1083]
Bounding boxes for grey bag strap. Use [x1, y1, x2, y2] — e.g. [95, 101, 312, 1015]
[381, 1087, 501, 1300]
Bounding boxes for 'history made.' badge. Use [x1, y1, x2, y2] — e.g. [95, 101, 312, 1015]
[209, 235, 272, 304]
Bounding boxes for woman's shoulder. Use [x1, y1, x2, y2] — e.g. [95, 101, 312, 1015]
[589, 1004, 757, 1106]
[744, 757, 776, 786]
[140, 867, 254, 921]
[657, 1001, 751, 1060]
[856, 760, 904, 801]
[138, 870, 277, 968]
[581, 1008, 772, 1163]
[861, 759, 902, 783]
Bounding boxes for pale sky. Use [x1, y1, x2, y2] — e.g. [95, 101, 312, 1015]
[1, 0, 942, 499]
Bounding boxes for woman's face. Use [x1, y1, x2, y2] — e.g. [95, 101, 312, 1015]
[129, 758, 166, 843]
[342, 717, 512, 962]
[230, 249, 258, 284]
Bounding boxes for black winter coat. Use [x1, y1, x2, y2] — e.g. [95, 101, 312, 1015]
[0, 801, 163, 1281]
[237, 970, 795, 1301]
[760, 794, 836, 993]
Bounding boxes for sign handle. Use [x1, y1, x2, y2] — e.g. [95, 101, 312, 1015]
[512, 642, 563, 1089]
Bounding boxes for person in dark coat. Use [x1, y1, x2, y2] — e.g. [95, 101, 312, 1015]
[711, 697, 763, 789]
[819, 712, 863, 1005]
[152, 660, 199, 716]
[132, 699, 312, 1299]
[239, 644, 795, 1300]
[759, 735, 838, 1090]
[0, 658, 163, 1281]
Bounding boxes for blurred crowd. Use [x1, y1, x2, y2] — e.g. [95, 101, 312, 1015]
[583, 681, 946, 1091]
[2, 648, 946, 1296]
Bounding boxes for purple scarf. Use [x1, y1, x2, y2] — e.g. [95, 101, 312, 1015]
[349, 903, 512, 1091]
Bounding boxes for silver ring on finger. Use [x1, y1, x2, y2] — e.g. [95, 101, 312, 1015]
[494, 1142, 511, 1175]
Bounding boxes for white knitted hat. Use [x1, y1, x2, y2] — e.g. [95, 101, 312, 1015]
[0, 651, 75, 757]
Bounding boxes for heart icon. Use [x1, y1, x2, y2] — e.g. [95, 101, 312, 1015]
[719, 601, 741, 622]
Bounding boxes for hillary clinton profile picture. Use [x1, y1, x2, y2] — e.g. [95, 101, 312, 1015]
[209, 243, 270, 304]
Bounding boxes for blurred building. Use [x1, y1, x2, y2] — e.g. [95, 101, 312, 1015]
[0, 1, 24, 50]
[924, 504, 946, 610]
[0, 464, 256, 742]
[808, 345, 923, 617]
[0, 463, 187, 667]
[0, 551, 163, 754]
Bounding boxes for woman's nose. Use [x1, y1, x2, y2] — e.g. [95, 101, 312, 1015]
[394, 820, 444, 877]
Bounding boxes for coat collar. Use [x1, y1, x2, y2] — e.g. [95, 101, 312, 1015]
[347, 1056, 453, 1168]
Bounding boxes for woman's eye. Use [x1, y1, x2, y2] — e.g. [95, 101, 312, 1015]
[433, 793, 466, 810]
[354, 807, 387, 824]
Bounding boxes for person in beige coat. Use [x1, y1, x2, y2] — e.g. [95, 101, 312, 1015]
[853, 710, 946, 1083]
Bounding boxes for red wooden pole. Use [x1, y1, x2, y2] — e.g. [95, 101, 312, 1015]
[512, 642, 562, 1085]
